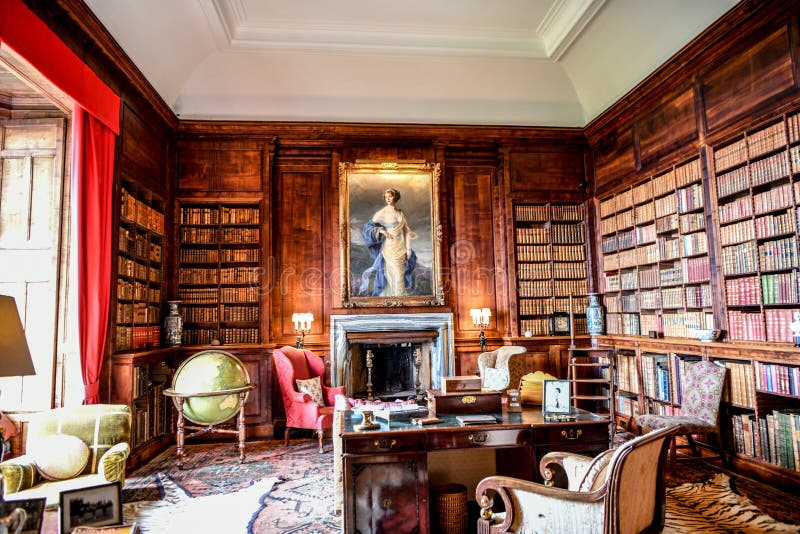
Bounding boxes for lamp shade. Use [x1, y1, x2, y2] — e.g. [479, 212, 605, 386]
[0, 295, 36, 377]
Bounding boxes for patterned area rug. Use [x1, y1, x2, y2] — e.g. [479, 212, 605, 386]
[124, 438, 799, 533]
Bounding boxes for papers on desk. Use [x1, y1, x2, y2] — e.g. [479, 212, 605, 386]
[456, 414, 497, 426]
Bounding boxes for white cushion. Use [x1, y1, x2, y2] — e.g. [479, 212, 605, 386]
[32, 434, 89, 481]
[296, 376, 325, 406]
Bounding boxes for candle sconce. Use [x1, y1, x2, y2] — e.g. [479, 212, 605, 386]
[470, 308, 491, 353]
[292, 312, 313, 349]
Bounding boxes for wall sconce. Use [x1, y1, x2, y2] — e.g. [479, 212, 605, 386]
[292, 312, 313, 349]
[470, 307, 491, 353]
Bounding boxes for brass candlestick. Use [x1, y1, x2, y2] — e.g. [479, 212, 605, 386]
[366, 349, 374, 401]
[413, 348, 424, 403]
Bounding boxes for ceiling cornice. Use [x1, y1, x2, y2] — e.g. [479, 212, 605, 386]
[538, 0, 606, 61]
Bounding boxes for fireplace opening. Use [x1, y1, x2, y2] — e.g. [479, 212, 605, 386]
[351, 343, 420, 400]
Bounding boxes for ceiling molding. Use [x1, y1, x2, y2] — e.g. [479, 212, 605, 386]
[206, 0, 547, 57]
[538, 0, 606, 61]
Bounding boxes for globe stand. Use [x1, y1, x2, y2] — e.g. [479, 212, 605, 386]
[163, 384, 255, 469]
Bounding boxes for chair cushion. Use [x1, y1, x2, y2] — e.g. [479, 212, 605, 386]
[296, 376, 325, 406]
[636, 414, 714, 434]
[483, 367, 510, 391]
[31, 434, 89, 481]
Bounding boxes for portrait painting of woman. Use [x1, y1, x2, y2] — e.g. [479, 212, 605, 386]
[339, 161, 443, 307]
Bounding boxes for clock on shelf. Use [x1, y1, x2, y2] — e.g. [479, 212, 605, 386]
[549, 312, 570, 336]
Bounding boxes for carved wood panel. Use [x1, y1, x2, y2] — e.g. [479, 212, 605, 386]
[509, 148, 585, 196]
[636, 84, 699, 166]
[274, 167, 327, 339]
[119, 105, 168, 194]
[702, 24, 797, 134]
[591, 127, 636, 194]
[450, 167, 497, 331]
[177, 140, 264, 192]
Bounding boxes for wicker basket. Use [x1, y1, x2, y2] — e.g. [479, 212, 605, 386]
[433, 483, 467, 534]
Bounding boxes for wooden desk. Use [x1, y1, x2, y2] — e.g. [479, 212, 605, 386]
[341, 408, 609, 534]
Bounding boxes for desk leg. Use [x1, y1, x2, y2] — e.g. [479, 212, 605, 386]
[237, 391, 247, 463]
[175, 395, 186, 470]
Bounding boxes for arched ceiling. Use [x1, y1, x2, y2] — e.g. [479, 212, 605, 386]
[84, 0, 739, 127]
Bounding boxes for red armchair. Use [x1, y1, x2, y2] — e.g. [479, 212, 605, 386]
[273, 346, 345, 452]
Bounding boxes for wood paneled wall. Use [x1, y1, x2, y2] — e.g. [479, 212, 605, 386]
[586, 0, 800, 195]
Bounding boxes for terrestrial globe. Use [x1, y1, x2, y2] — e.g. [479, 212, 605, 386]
[171, 350, 251, 425]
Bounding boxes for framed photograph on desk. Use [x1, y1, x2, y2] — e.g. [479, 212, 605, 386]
[542, 379, 571, 415]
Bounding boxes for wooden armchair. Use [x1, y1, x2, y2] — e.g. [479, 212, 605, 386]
[475, 424, 678, 534]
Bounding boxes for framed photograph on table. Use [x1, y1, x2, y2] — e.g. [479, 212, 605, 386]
[542, 379, 571, 416]
[59, 483, 122, 534]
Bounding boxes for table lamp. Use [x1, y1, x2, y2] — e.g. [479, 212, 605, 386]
[0, 295, 35, 530]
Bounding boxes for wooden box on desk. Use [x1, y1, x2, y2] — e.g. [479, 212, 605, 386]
[441, 375, 482, 394]
[427, 389, 502, 415]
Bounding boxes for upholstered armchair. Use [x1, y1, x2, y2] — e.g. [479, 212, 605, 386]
[475, 424, 678, 534]
[636, 359, 727, 470]
[477, 346, 527, 391]
[0, 404, 131, 509]
[273, 346, 345, 452]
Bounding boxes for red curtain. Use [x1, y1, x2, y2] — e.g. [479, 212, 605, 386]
[73, 106, 116, 404]
[1, 0, 120, 404]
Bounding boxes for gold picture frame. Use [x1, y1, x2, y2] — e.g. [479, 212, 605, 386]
[339, 161, 443, 308]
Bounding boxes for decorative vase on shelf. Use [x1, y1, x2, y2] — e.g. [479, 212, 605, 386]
[586, 293, 605, 338]
[164, 300, 183, 347]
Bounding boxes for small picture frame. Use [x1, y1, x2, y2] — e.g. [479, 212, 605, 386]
[542, 379, 572, 415]
[0, 496, 46, 534]
[60, 483, 122, 534]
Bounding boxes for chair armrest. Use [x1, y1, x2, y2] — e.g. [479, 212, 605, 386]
[289, 390, 315, 404]
[0, 455, 40, 493]
[99, 442, 130, 483]
[539, 451, 595, 489]
[476, 475, 604, 532]
[323, 385, 346, 407]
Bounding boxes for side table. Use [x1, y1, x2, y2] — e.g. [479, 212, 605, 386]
[163, 384, 255, 469]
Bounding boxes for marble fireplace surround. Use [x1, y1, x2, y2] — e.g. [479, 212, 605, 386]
[329, 313, 454, 396]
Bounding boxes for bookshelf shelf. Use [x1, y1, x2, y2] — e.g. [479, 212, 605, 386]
[514, 202, 588, 337]
[115, 181, 165, 353]
[178, 201, 263, 346]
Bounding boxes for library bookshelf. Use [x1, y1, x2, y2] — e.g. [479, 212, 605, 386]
[115, 182, 165, 352]
[177, 201, 263, 346]
[596, 107, 800, 489]
[599, 158, 712, 339]
[514, 202, 589, 337]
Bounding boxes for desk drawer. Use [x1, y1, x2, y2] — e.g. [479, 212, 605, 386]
[343, 433, 424, 454]
[428, 428, 531, 450]
[533, 423, 609, 448]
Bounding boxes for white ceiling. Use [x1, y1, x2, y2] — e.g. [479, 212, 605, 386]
[85, 0, 739, 127]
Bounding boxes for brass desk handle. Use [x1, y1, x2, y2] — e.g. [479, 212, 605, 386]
[383, 497, 392, 509]
[469, 432, 488, 444]
[561, 429, 582, 440]
[461, 395, 477, 404]
[374, 438, 397, 450]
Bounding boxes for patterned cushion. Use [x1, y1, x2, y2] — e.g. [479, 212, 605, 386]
[32, 434, 89, 481]
[483, 367, 510, 390]
[296, 376, 325, 406]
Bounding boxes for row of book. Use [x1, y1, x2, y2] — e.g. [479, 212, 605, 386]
[762, 272, 799, 304]
[719, 195, 753, 224]
[180, 206, 260, 225]
[118, 256, 160, 282]
[181, 227, 260, 244]
[731, 409, 800, 472]
[754, 361, 800, 396]
[120, 187, 165, 236]
[750, 151, 789, 188]
[655, 194, 678, 219]
[764, 308, 800, 343]
[515, 226, 552, 244]
[115, 325, 161, 351]
[615, 354, 640, 394]
[753, 182, 793, 215]
[641, 353, 671, 402]
[714, 122, 785, 173]
[757, 236, 798, 271]
[676, 183, 704, 213]
[117, 279, 160, 303]
[220, 267, 262, 284]
[600, 160, 701, 218]
[606, 312, 641, 335]
[550, 223, 585, 243]
[718, 359, 757, 407]
[517, 263, 551, 280]
[518, 282, 553, 299]
[179, 248, 262, 263]
[554, 279, 588, 296]
[515, 204, 584, 222]
[221, 327, 260, 344]
[727, 311, 766, 343]
[183, 306, 220, 323]
[552, 262, 587, 279]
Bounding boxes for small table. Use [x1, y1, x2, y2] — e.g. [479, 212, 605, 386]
[163, 384, 255, 469]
